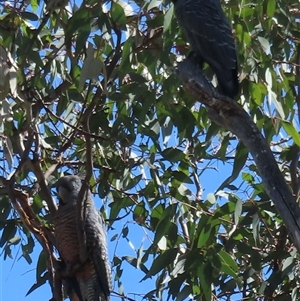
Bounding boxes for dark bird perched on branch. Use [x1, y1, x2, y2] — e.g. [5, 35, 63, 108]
[54, 175, 112, 301]
[171, 0, 239, 98]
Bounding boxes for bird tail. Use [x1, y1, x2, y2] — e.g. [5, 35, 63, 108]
[217, 68, 239, 99]
[77, 262, 108, 301]
[63, 276, 84, 301]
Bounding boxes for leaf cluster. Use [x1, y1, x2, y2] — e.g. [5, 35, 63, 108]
[0, 0, 299, 300]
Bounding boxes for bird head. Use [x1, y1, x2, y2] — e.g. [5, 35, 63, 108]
[54, 175, 83, 205]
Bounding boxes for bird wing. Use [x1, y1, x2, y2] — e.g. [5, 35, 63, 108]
[55, 203, 81, 263]
[55, 203, 84, 301]
[175, 0, 237, 71]
[84, 204, 112, 300]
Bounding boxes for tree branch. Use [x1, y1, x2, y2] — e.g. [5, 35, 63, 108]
[175, 58, 300, 252]
[5, 185, 60, 300]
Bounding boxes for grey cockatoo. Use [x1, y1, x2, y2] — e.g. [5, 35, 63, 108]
[171, 0, 239, 98]
[54, 175, 111, 301]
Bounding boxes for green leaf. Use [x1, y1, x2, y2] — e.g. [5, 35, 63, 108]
[0, 197, 11, 226]
[20, 11, 39, 21]
[197, 217, 219, 248]
[217, 142, 248, 190]
[250, 250, 261, 271]
[0, 222, 16, 248]
[123, 256, 149, 274]
[175, 285, 191, 301]
[111, 2, 127, 27]
[153, 218, 172, 246]
[26, 273, 48, 296]
[142, 248, 178, 280]
[122, 226, 129, 238]
[161, 148, 188, 163]
[36, 251, 47, 279]
[257, 36, 270, 54]
[172, 171, 193, 184]
[148, 0, 163, 11]
[163, 5, 174, 33]
[218, 250, 239, 277]
[7, 236, 21, 245]
[252, 213, 260, 243]
[170, 258, 185, 277]
[267, 0, 276, 17]
[22, 242, 33, 264]
[282, 256, 295, 277]
[136, 244, 144, 269]
[133, 201, 148, 224]
[198, 263, 212, 301]
[234, 198, 243, 225]
[66, 8, 90, 42]
[265, 68, 285, 119]
[281, 120, 300, 146]
[109, 195, 135, 221]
